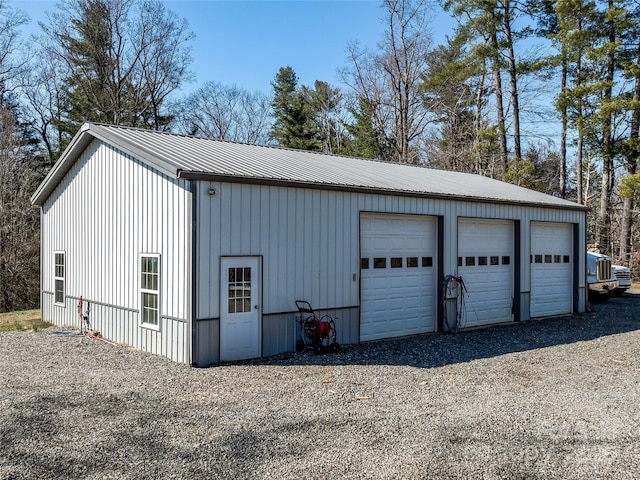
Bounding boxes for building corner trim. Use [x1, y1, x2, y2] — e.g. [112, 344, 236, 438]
[190, 180, 198, 367]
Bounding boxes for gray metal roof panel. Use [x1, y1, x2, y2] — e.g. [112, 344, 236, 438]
[32, 123, 587, 210]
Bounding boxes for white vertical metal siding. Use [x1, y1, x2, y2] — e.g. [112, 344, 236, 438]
[196, 182, 588, 329]
[196, 183, 361, 319]
[40, 139, 191, 363]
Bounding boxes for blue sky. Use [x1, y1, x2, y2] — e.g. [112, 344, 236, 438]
[15, 0, 557, 143]
[17, 0, 455, 95]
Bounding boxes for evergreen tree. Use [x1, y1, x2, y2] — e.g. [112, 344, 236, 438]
[270, 67, 349, 153]
[270, 66, 320, 151]
[39, 0, 193, 145]
[345, 95, 389, 159]
[422, 34, 488, 173]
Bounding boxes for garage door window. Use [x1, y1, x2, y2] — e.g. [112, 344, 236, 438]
[532, 254, 571, 264]
[391, 257, 403, 268]
[374, 258, 386, 268]
[407, 257, 418, 267]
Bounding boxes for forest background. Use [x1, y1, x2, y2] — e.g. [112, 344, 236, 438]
[1, 0, 639, 313]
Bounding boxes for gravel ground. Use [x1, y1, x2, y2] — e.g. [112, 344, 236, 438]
[1, 293, 640, 480]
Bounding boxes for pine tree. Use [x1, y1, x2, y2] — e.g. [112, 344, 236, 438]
[270, 66, 320, 151]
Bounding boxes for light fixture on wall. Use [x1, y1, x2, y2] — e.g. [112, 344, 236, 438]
[207, 188, 216, 196]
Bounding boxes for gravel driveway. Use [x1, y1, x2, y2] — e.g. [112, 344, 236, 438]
[2, 293, 640, 480]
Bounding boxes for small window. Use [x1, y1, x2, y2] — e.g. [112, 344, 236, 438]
[554, 255, 561, 263]
[361, 258, 370, 269]
[141, 255, 160, 327]
[478, 256, 488, 266]
[422, 257, 433, 267]
[563, 255, 570, 263]
[54, 252, 65, 305]
[490, 256, 499, 266]
[374, 257, 386, 269]
[502, 256, 511, 265]
[407, 257, 418, 268]
[535, 255, 543, 263]
[544, 255, 552, 263]
[458, 257, 463, 267]
[391, 257, 403, 268]
[465, 256, 475, 266]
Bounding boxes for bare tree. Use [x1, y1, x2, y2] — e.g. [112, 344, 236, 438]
[178, 81, 272, 145]
[20, 50, 68, 164]
[341, 0, 433, 163]
[0, 105, 41, 312]
[0, 0, 30, 104]
[135, 0, 194, 130]
[36, 0, 193, 139]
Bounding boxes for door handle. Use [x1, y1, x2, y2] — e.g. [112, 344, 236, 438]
[254, 305, 259, 310]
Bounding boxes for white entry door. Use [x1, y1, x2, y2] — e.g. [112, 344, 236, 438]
[220, 257, 261, 361]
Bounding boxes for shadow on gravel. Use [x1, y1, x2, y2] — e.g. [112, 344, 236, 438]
[248, 292, 640, 369]
[0, 391, 349, 479]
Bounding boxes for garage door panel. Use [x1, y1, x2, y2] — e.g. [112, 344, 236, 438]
[458, 219, 514, 327]
[530, 222, 573, 317]
[360, 214, 437, 342]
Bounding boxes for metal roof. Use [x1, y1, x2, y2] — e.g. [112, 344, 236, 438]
[32, 123, 587, 210]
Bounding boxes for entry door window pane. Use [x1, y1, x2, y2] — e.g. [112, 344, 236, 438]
[228, 267, 252, 313]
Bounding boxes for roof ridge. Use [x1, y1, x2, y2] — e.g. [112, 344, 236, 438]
[87, 122, 446, 172]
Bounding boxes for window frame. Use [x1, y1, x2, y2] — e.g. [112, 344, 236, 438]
[140, 253, 161, 330]
[54, 251, 65, 306]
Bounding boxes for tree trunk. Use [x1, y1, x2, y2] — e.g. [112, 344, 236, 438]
[491, 29, 508, 178]
[619, 43, 640, 266]
[559, 52, 567, 199]
[577, 133, 584, 205]
[576, 31, 584, 205]
[502, 0, 521, 161]
[595, 0, 616, 255]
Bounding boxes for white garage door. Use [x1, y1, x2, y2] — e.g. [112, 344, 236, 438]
[360, 214, 437, 341]
[530, 222, 573, 317]
[458, 218, 514, 327]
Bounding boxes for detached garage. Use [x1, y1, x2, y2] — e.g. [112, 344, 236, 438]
[32, 123, 588, 366]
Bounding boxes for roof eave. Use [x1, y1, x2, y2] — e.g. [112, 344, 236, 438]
[178, 171, 590, 212]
